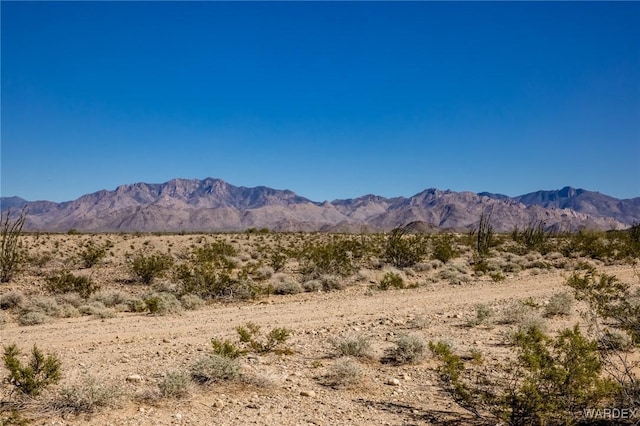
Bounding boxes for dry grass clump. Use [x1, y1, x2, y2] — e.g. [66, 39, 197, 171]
[0, 290, 25, 310]
[144, 292, 182, 316]
[544, 292, 574, 317]
[499, 300, 547, 334]
[190, 354, 241, 384]
[467, 303, 494, 327]
[322, 357, 364, 388]
[302, 275, 344, 292]
[180, 293, 205, 310]
[18, 310, 50, 326]
[271, 273, 302, 295]
[158, 371, 192, 399]
[90, 290, 131, 308]
[48, 374, 123, 415]
[331, 335, 373, 359]
[382, 334, 427, 365]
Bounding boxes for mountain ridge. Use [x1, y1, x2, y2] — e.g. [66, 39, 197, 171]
[2, 178, 638, 232]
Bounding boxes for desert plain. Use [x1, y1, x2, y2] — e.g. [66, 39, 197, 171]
[0, 230, 638, 425]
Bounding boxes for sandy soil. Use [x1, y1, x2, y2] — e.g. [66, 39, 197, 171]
[0, 234, 637, 425]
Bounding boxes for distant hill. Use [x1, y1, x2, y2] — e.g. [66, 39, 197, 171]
[480, 186, 640, 226]
[1, 178, 635, 232]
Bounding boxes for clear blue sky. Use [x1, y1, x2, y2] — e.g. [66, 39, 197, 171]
[2, 1, 639, 202]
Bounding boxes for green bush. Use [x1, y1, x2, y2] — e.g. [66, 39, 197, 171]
[237, 322, 292, 354]
[193, 241, 237, 263]
[566, 268, 640, 344]
[3, 343, 62, 397]
[430, 325, 616, 425]
[46, 270, 99, 298]
[383, 227, 425, 268]
[378, 271, 404, 290]
[210, 338, 246, 359]
[78, 241, 108, 268]
[431, 233, 458, 264]
[130, 252, 173, 284]
[298, 238, 366, 278]
[175, 259, 255, 301]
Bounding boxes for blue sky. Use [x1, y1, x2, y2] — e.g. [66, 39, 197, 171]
[2, 1, 639, 202]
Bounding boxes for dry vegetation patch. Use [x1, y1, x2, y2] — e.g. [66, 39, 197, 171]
[0, 227, 638, 424]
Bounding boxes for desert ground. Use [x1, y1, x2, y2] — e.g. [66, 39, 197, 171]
[0, 231, 638, 425]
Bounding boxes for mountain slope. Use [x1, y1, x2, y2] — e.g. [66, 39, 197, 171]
[1, 179, 634, 232]
[480, 187, 640, 225]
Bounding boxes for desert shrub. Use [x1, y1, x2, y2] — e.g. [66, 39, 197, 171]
[252, 265, 274, 281]
[78, 241, 108, 268]
[180, 293, 204, 310]
[175, 260, 256, 301]
[24, 296, 62, 317]
[383, 227, 425, 268]
[78, 301, 115, 318]
[271, 274, 302, 295]
[144, 292, 182, 315]
[302, 279, 322, 292]
[566, 268, 640, 344]
[323, 357, 363, 388]
[430, 325, 616, 425]
[127, 297, 147, 313]
[190, 354, 240, 384]
[431, 233, 458, 264]
[467, 303, 493, 327]
[58, 304, 80, 318]
[90, 290, 130, 308]
[210, 338, 246, 359]
[0, 312, 6, 329]
[18, 311, 50, 326]
[383, 334, 426, 365]
[193, 241, 237, 263]
[51, 375, 122, 414]
[57, 292, 84, 308]
[499, 302, 546, 332]
[158, 371, 191, 399]
[237, 322, 292, 354]
[378, 271, 404, 290]
[566, 268, 640, 407]
[130, 252, 173, 284]
[298, 237, 366, 278]
[0, 290, 24, 310]
[3, 343, 62, 397]
[544, 292, 574, 317]
[0, 208, 27, 283]
[46, 270, 99, 298]
[268, 248, 287, 272]
[331, 335, 372, 359]
[599, 329, 633, 352]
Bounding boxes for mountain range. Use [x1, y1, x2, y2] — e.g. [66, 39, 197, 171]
[1, 178, 638, 233]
